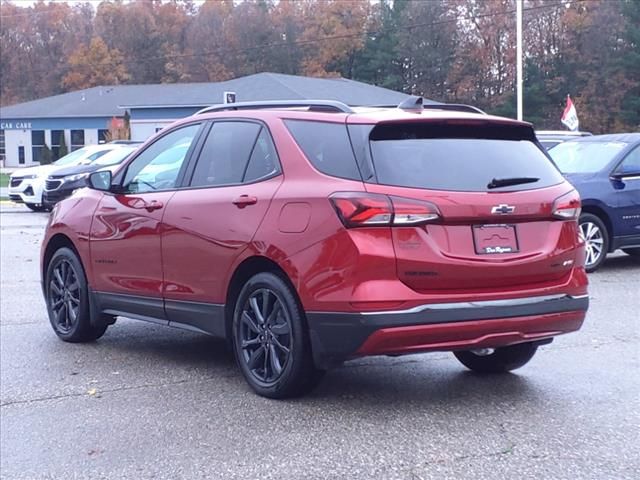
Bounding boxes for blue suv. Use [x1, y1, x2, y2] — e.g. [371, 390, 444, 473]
[549, 133, 640, 271]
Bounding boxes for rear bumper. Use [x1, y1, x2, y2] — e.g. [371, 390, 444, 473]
[306, 293, 588, 368]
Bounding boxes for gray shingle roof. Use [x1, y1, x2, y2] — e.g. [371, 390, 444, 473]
[0, 73, 419, 119]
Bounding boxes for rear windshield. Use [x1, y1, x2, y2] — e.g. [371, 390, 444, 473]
[362, 123, 563, 192]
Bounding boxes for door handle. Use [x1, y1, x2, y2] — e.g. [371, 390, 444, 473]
[232, 195, 257, 208]
[144, 200, 164, 212]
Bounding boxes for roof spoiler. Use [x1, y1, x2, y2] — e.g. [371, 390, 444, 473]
[196, 100, 353, 115]
[398, 95, 486, 115]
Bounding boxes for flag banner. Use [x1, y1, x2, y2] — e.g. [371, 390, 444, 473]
[561, 95, 579, 131]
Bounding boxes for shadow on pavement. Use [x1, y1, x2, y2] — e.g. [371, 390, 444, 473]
[596, 252, 640, 273]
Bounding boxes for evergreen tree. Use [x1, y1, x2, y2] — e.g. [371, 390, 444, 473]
[352, 0, 406, 92]
[619, 0, 640, 129]
[40, 144, 53, 165]
[58, 134, 68, 159]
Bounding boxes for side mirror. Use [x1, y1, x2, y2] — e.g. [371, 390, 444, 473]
[88, 170, 112, 192]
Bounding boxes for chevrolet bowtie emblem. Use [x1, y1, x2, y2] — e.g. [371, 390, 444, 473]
[491, 204, 516, 215]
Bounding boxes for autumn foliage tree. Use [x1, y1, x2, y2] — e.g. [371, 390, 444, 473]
[62, 37, 129, 90]
[0, 0, 638, 132]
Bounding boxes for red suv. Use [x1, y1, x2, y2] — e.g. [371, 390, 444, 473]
[41, 99, 589, 398]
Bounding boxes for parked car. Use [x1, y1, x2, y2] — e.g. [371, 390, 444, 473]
[536, 130, 592, 150]
[9, 144, 124, 211]
[548, 133, 640, 271]
[43, 146, 138, 208]
[40, 99, 589, 398]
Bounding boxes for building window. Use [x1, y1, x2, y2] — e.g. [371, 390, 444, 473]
[31, 130, 45, 163]
[98, 129, 109, 143]
[51, 130, 64, 159]
[0, 129, 5, 164]
[18, 146, 25, 164]
[70, 130, 85, 151]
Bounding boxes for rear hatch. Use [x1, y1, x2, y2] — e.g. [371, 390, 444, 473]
[348, 119, 581, 292]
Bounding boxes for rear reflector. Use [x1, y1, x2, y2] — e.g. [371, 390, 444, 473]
[330, 192, 440, 228]
[552, 190, 581, 219]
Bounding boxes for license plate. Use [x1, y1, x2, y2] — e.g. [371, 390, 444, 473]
[472, 224, 519, 255]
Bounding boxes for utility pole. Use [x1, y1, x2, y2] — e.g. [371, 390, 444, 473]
[516, 0, 523, 121]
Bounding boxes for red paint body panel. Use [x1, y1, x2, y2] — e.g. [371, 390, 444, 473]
[90, 192, 176, 297]
[161, 176, 283, 303]
[40, 189, 104, 282]
[356, 311, 585, 356]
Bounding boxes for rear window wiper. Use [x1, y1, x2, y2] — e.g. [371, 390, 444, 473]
[487, 177, 540, 189]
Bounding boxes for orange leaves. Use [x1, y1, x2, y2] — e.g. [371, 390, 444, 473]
[62, 38, 130, 91]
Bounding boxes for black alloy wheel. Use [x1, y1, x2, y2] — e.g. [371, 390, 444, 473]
[239, 288, 292, 384]
[49, 258, 81, 334]
[232, 272, 324, 399]
[46, 247, 108, 342]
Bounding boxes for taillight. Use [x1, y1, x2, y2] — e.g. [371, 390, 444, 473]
[552, 190, 581, 219]
[389, 196, 440, 225]
[330, 192, 440, 228]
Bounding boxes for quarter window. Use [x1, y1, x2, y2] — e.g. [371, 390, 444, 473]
[190, 122, 261, 187]
[123, 124, 200, 193]
[284, 120, 361, 180]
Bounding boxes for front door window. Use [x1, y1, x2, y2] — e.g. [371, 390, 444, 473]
[123, 124, 201, 193]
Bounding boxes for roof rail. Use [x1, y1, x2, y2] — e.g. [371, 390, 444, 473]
[396, 96, 486, 115]
[196, 100, 353, 115]
[423, 103, 487, 115]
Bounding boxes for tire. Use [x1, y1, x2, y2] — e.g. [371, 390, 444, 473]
[622, 248, 640, 257]
[579, 213, 609, 272]
[45, 247, 108, 342]
[232, 272, 324, 399]
[454, 342, 538, 373]
[25, 203, 46, 212]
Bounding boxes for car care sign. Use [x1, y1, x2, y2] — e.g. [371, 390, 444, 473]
[561, 95, 580, 131]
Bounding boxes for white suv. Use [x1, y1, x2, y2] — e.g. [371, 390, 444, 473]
[8, 145, 123, 211]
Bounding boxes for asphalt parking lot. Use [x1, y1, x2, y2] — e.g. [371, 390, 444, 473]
[1, 204, 638, 480]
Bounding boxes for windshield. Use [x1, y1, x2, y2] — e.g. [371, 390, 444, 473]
[550, 141, 627, 173]
[93, 147, 136, 166]
[53, 147, 92, 166]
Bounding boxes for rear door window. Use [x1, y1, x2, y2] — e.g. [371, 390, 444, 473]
[243, 128, 280, 183]
[190, 121, 261, 187]
[360, 123, 563, 192]
[285, 120, 361, 180]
